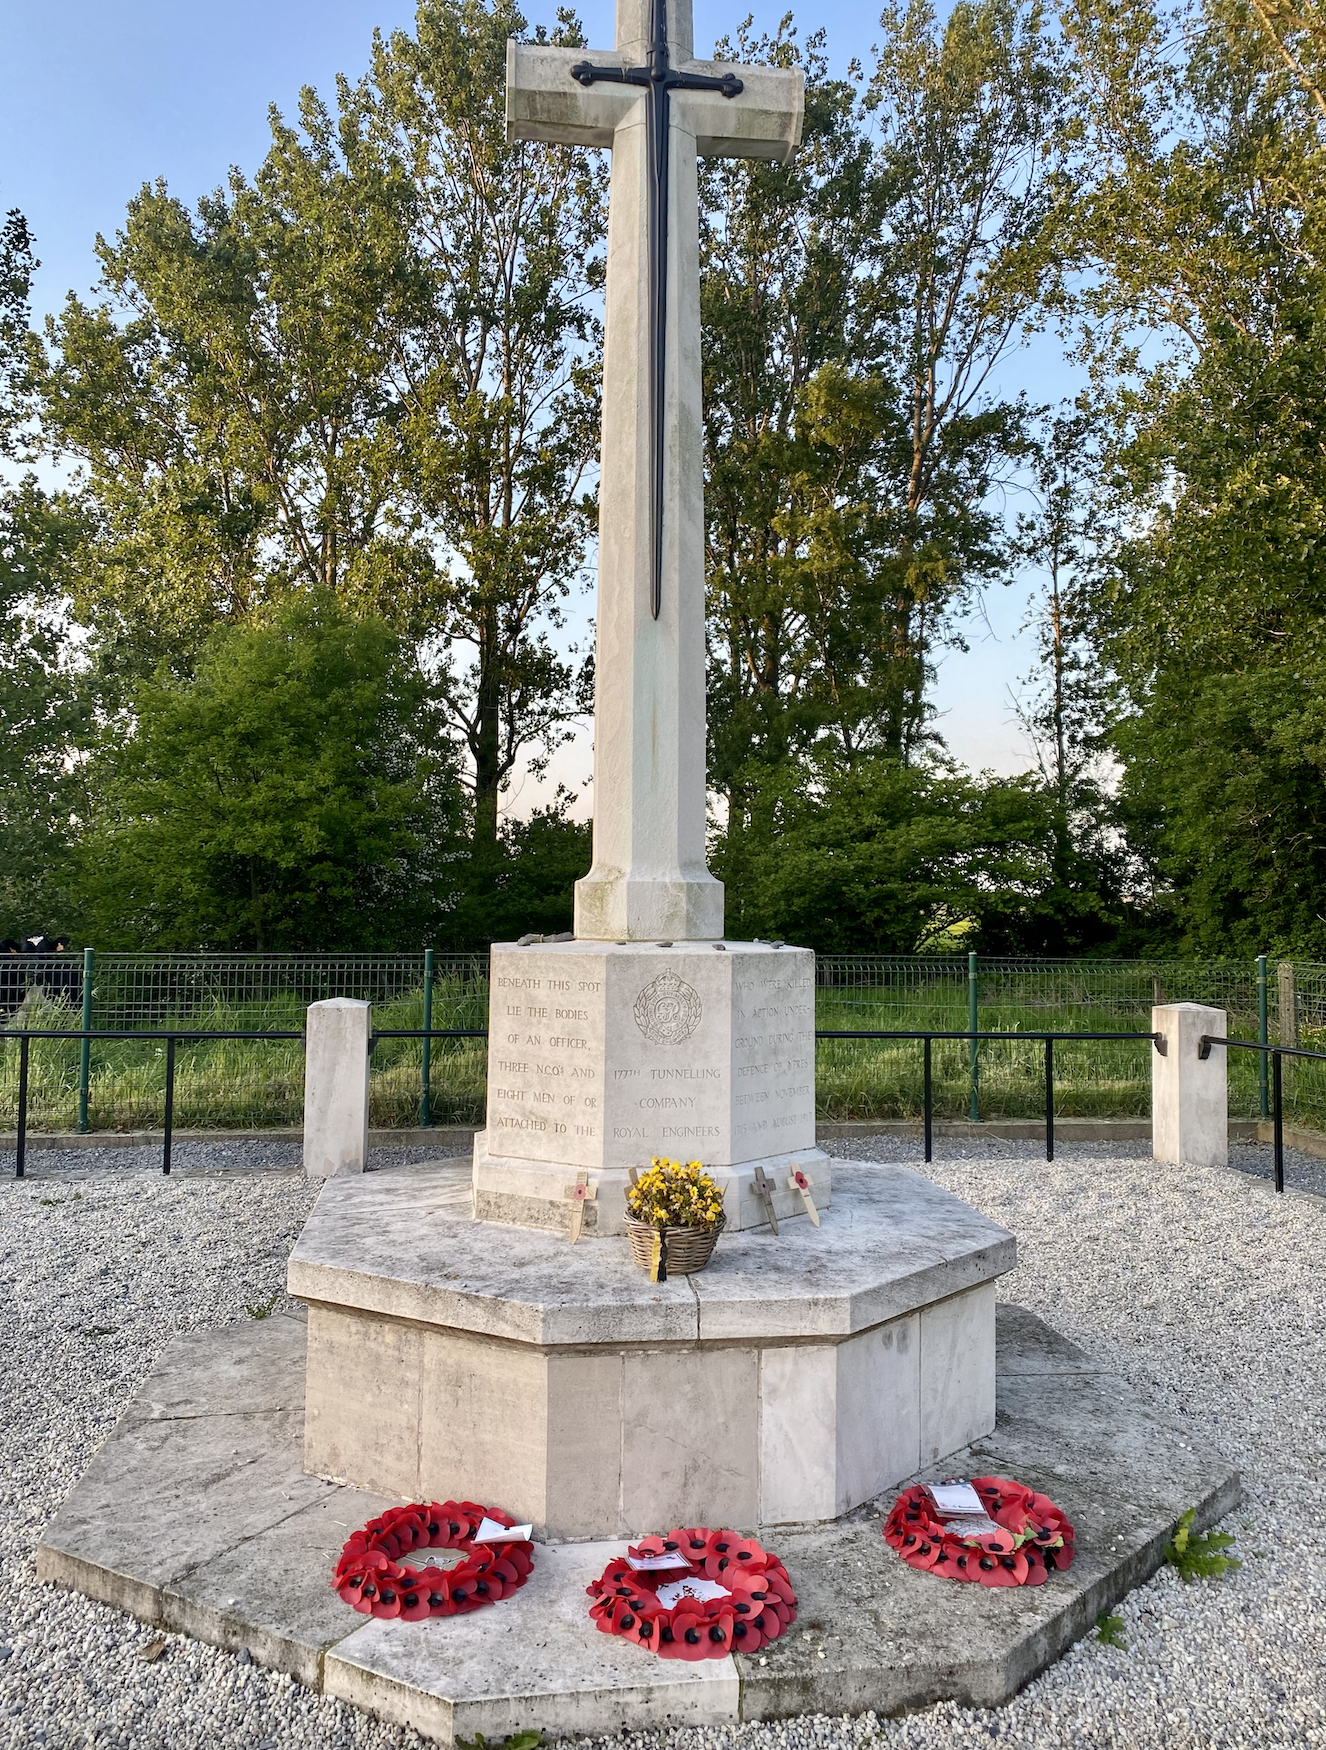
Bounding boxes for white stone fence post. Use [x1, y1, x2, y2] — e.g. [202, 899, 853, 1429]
[303, 998, 371, 1178]
[1151, 1002, 1227, 1169]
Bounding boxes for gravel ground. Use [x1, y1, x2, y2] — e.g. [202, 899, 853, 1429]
[1, 1139, 1323, 1750]
[0, 1139, 466, 1179]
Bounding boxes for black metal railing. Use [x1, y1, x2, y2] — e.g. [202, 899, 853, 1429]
[1199, 1034, 1326, 1192]
[3, 1024, 488, 1178]
[815, 1030, 1165, 1163]
[15, 1023, 1300, 1187]
[2, 1028, 305, 1179]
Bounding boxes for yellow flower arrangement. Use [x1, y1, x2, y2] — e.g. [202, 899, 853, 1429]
[625, 1157, 725, 1230]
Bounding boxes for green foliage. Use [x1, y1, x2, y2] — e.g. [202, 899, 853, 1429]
[37, 0, 601, 857]
[0, 213, 90, 939]
[1095, 1611, 1128, 1648]
[714, 750, 1134, 953]
[1059, 0, 1326, 953]
[442, 802, 590, 949]
[76, 593, 465, 949]
[1165, 1508, 1241, 1583]
[245, 1291, 281, 1320]
[456, 1733, 542, 1750]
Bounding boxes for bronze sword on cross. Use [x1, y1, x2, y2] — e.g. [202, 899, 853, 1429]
[570, 3, 743, 620]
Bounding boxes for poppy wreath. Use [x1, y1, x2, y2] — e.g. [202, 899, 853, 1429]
[586, 1526, 796, 1659]
[333, 1501, 534, 1620]
[883, 1476, 1075, 1588]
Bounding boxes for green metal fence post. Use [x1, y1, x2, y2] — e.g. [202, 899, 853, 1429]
[968, 950, 980, 1122]
[420, 948, 434, 1128]
[1257, 952, 1269, 1119]
[77, 946, 94, 1133]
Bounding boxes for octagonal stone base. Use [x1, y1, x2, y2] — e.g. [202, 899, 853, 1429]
[36, 1299, 1242, 1745]
[287, 1161, 1016, 1540]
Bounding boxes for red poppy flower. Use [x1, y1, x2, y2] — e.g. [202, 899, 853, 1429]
[398, 1582, 433, 1622]
[672, 1526, 715, 1560]
[972, 1548, 1028, 1588]
[731, 1613, 766, 1654]
[945, 1544, 978, 1583]
[1019, 1546, 1050, 1587]
[755, 1605, 785, 1640]
[670, 1608, 714, 1661]
[727, 1537, 764, 1570]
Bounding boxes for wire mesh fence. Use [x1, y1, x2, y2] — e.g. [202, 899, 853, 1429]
[3, 950, 1326, 1132]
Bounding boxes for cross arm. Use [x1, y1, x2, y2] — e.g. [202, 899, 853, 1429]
[677, 62, 804, 164]
[507, 41, 638, 149]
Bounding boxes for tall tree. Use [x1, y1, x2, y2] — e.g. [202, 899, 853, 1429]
[41, 99, 435, 672]
[349, 0, 604, 856]
[1061, 0, 1326, 949]
[0, 213, 89, 938]
[703, 1, 1071, 920]
[77, 594, 464, 949]
[38, 0, 603, 867]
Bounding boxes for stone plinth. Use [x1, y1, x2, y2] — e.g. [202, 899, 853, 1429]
[1152, 1002, 1227, 1170]
[287, 1161, 1015, 1539]
[476, 938, 829, 1234]
[303, 999, 371, 1179]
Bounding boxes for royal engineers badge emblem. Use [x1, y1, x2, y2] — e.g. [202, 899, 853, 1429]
[633, 971, 703, 1045]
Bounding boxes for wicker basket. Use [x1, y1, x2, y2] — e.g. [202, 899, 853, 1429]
[623, 1213, 725, 1277]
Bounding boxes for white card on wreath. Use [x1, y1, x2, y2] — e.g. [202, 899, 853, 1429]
[655, 1576, 731, 1609]
[926, 1482, 985, 1518]
[941, 1513, 1002, 1540]
[626, 1551, 693, 1571]
[473, 1517, 533, 1544]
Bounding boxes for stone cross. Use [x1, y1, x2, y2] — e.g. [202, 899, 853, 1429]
[507, 0, 803, 944]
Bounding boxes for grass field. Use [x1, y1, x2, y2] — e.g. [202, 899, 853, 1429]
[4, 973, 1325, 1133]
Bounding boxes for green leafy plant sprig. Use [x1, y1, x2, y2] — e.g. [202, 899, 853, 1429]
[1166, 1509, 1241, 1583]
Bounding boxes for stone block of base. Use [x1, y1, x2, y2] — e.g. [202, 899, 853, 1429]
[287, 1159, 1015, 1540]
[478, 937, 824, 1232]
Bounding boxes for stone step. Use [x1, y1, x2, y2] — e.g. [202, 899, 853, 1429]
[36, 1305, 1239, 1743]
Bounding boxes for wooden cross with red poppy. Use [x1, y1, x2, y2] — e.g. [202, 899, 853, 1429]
[564, 1170, 597, 1243]
[751, 1162, 779, 1235]
[786, 1167, 820, 1227]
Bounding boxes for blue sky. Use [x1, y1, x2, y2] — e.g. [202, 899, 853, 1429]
[2, 0, 1081, 802]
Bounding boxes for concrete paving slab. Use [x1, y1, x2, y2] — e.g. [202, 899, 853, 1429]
[325, 1539, 739, 1744]
[163, 1487, 398, 1688]
[38, 1301, 1239, 1743]
[36, 1358, 333, 1625]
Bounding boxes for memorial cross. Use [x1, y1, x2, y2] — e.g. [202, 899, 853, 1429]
[507, 1, 803, 943]
[564, 1169, 598, 1242]
[751, 1161, 780, 1235]
[787, 1167, 819, 1227]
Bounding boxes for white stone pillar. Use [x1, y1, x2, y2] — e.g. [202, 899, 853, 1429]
[303, 999, 371, 1179]
[571, 44, 724, 944]
[1152, 1002, 1227, 1169]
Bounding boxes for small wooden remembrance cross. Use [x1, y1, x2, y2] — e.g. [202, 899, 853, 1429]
[787, 1167, 819, 1227]
[751, 1161, 779, 1235]
[564, 1170, 597, 1243]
